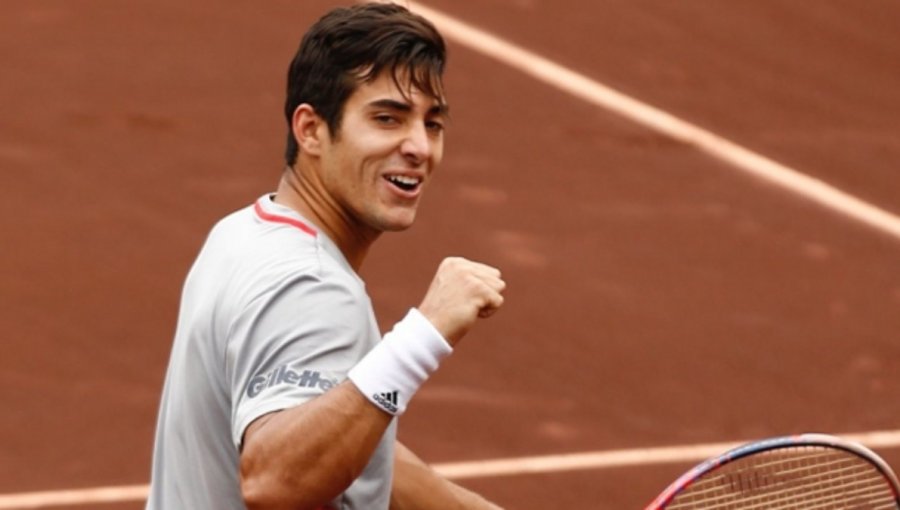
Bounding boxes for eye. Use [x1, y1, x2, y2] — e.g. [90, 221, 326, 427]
[373, 113, 399, 126]
[425, 119, 445, 134]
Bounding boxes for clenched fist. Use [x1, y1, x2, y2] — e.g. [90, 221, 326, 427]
[417, 257, 506, 346]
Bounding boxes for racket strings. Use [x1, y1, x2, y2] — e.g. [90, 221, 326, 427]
[676, 457, 893, 509]
[667, 446, 897, 509]
[673, 477, 896, 510]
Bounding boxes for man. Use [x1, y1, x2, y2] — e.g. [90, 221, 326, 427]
[146, 3, 506, 509]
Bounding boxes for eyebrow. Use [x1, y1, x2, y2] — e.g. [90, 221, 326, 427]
[367, 98, 450, 116]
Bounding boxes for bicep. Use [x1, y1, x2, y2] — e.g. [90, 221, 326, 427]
[239, 381, 394, 508]
[240, 412, 277, 454]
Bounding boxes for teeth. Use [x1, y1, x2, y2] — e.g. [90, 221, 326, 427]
[390, 175, 419, 185]
[387, 175, 421, 189]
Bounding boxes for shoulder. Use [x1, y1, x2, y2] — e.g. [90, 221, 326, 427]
[195, 196, 374, 337]
[199, 196, 325, 282]
[209, 197, 319, 258]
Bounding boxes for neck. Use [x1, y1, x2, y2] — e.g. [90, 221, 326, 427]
[273, 166, 378, 272]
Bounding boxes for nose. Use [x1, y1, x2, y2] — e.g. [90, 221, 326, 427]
[400, 123, 433, 166]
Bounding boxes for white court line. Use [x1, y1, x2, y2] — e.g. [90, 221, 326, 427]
[405, 1, 900, 242]
[437, 429, 900, 479]
[2, 430, 900, 508]
[0, 485, 149, 510]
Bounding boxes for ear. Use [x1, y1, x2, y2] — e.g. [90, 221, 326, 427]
[291, 104, 328, 156]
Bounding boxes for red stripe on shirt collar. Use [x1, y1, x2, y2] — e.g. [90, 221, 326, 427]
[253, 199, 317, 238]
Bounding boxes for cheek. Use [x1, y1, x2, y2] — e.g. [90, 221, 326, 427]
[432, 141, 444, 166]
[349, 136, 398, 170]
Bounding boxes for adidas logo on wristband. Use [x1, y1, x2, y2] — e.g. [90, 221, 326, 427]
[373, 391, 399, 413]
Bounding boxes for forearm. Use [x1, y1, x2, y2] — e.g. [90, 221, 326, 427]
[390, 442, 503, 510]
[240, 381, 392, 509]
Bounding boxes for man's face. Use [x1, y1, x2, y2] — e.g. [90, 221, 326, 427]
[318, 71, 447, 236]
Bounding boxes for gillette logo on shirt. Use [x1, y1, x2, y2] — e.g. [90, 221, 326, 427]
[247, 364, 339, 398]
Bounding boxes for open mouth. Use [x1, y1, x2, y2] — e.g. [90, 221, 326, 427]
[385, 174, 421, 193]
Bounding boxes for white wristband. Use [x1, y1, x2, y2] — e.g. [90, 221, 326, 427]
[348, 308, 452, 415]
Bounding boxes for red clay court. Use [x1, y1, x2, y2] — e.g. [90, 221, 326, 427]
[2, 1, 900, 508]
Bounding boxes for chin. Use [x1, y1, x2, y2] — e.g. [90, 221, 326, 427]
[380, 214, 417, 232]
[383, 220, 416, 232]
[367, 204, 419, 233]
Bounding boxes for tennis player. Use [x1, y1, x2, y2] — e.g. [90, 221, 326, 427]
[146, 3, 505, 509]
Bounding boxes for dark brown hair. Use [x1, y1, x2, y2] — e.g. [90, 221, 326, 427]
[284, 3, 447, 167]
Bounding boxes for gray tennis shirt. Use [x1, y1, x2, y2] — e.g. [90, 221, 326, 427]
[147, 194, 395, 510]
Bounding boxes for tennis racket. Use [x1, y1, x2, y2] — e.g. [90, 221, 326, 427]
[645, 433, 900, 509]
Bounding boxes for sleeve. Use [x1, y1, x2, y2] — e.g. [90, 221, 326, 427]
[225, 270, 374, 449]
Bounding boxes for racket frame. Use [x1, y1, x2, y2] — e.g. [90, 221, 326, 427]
[645, 432, 900, 509]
